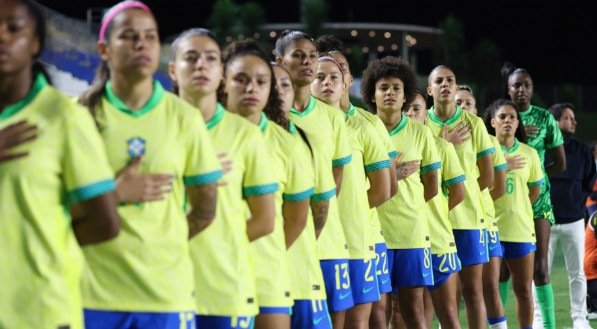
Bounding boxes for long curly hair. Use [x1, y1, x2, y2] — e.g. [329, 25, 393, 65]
[360, 56, 417, 113]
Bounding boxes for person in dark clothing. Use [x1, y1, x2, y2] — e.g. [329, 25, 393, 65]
[547, 103, 596, 328]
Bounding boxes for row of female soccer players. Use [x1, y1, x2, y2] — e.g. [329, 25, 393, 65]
[0, 0, 564, 329]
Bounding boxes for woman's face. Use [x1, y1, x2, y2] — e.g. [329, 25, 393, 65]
[374, 77, 404, 114]
[169, 35, 222, 97]
[329, 52, 353, 87]
[273, 65, 294, 114]
[101, 9, 160, 80]
[310, 60, 345, 106]
[491, 104, 519, 138]
[508, 72, 533, 107]
[427, 67, 457, 105]
[224, 54, 271, 118]
[455, 90, 477, 115]
[278, 38, 317, 88]
[404, 93, 427, 123]
[0, 0, 40, 76]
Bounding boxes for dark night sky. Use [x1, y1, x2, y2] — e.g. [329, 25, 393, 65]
[38, 0, 596, 85]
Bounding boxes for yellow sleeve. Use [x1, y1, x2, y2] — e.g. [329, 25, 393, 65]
[492, 137, 508, 172]
[442, 141, 466, 187]
[420, 126, 441, 174]
[243, 129, 279, 198]
[363, 123, 392, 173]
[327, 108, 351, 167]
[182, 108, 222, 186]
[283, 135, 315, 202]
[373, 117, 398, 159]
[63, 104, 115, 204]
[472, 116, 496, 159]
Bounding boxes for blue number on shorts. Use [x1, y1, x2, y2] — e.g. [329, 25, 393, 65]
[488, 230, 498, 244]
[438, 253, 457, 273]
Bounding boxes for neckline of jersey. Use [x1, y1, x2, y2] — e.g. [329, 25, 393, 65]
[428, 106, 463, 126]
[389, 114, 408, 136]
[104, 80, 164, 118]
[501, 138, 521, 154]
[289, 95, 316, 117]
[0, 73, 47, 121]
[206, 102, 226, 130]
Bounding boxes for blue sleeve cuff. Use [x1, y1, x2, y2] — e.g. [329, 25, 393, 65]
[68, 179, 116, 204]
[243, 183, 278, 198]
[477, 147, 496, 159]
[420, 161, 442, 174]
[528, 178, 544, 187]
[311, 188, 336, 202]
[443, 174, 466, 188]
[332, 154, 352, 167]
[365, 159, 392, 173]
[494, 163, 508, 172]
[183, 170, 222, 186]
[283, 187, 315, 202]
[388, 150, 398, 159]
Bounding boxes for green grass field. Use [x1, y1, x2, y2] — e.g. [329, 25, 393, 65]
[431, 246, 596, 328]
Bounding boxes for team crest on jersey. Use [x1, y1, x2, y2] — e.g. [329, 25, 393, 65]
[127, 137, 146, 158]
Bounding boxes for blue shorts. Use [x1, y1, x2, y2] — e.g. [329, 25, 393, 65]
[291, 300, 332, 329]
[259, 307, 292, 314]
[349, 258, 380, 304]
[453, 229, 489, 267]
[84, 310, 195, 329]
[487, 230, 503, 258]
[387, 248, 433, 290]
[501, 242, 536, 260]
[196, 315, 255, 329]
[429, 252, 461, 290]
[374, 243, 392, 293]
[320, 259, 354, 312]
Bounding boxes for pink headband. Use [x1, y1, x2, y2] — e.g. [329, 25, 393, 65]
[317, 56, 345, 77]
[98, 1, 151, 42]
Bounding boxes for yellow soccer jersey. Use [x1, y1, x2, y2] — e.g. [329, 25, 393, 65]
[286, 122, 327, 301]
[290, 96, 350, 260]
[495, 140, 544, 243]
[426, 106, 495, 230]
[353, 105, 397, 251]
[377, 115, 441, 249]
[339, 106, 391, 259]
[0, 75, 115, 329]
[81, 81, 222, 312]
[481, 136, 508, 232]
[251, 114, 314, 308]
[427, 137, 465, 254]
[192, 104, 277, 316]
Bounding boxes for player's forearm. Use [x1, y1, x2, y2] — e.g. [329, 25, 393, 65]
[311, 200, 329, 238]
[186, 183, 218, 238]
[72, 193, 120, 246]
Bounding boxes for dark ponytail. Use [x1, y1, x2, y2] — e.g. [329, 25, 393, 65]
[78, 61, 110, 117]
